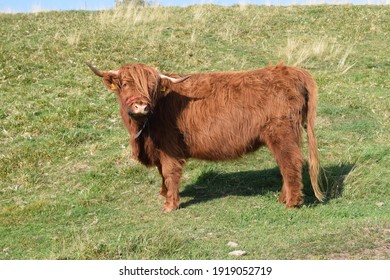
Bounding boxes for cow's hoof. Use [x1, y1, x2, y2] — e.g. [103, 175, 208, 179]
[278, 193, 286, 204]
[162, 203, 179, 213]
[285, 198, 304, 208]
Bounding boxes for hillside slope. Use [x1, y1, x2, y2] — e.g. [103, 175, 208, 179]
[0, 5, 389, 259]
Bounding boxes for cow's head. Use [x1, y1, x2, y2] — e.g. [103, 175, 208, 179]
[87, 62, 189, 122]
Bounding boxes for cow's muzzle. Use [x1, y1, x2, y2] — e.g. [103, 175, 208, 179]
[126, 96, 151, 120]
[129, 102, 150, 116]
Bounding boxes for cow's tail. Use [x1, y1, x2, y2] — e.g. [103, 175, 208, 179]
[304, 73, 324, 202]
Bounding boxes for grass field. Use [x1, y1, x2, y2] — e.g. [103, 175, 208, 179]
[0, 4, 389, 260]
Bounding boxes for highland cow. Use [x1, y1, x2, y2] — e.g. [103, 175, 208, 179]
[87, 62, 323, 212]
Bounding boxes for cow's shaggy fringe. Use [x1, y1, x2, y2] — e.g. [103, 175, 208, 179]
[89, 62, 324, 212]
[120, 64, 160, 103]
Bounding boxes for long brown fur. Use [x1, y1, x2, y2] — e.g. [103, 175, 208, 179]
[88, 62, 324, 212]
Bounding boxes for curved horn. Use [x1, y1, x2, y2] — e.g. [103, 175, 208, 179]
[86, 62, 104, 77]
[160, 74, 190, 84]
[86, 62, 119, 77]
[109, 70, 119, 76]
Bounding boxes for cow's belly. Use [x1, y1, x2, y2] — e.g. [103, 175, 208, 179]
[183, 125, 264, 161]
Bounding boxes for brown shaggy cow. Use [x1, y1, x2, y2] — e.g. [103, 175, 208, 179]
[87, 62, 324, 212]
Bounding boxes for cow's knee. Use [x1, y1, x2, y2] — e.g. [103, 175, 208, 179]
[160, 184, 168, 198]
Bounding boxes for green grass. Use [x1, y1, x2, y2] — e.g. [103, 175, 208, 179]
[1, 4, 389, 260]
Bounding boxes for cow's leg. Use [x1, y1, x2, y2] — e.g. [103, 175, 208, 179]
[265, 130, 304, 208]
[159, 155, 184, 212]
[279, 183, 287, 204]
[272, 144, 304, 207]
[157, 163, 168, 198]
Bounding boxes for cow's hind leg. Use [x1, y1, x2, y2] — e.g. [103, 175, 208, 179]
[265, 129, 304, 208]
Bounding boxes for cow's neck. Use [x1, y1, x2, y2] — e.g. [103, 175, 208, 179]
[134, 118, 149, 140]
[130, 120, 155, 166]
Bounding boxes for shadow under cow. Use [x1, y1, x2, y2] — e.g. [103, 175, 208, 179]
[179, 163, 355, 209]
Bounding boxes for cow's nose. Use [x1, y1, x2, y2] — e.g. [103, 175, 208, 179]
[129, 102, 150, 116]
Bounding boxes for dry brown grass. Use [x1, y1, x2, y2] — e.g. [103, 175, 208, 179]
[279, 36, 356, 73]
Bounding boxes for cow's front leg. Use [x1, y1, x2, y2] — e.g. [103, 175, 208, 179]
[159, 155, 185, 212]
[157, 163, 168, 198]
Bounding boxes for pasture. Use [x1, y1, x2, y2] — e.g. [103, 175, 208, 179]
[0, 4, 389, 259]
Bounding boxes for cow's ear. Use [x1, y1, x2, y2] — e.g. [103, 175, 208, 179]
[159, 74, 190, 95]
[159, 76, 172, 95]
[86, 63, 120, 93]
[102, 72, 120, 93]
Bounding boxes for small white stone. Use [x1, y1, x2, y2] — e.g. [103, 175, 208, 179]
[227, 241, 239, 247]
[228, 250, 247, 256]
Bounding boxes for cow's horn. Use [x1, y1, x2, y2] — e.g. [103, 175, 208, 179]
[86, 62, 104, 77]
[160, 74, 190, 84]
[86, 62, 119, 77]
[109, 70, 119, 76]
